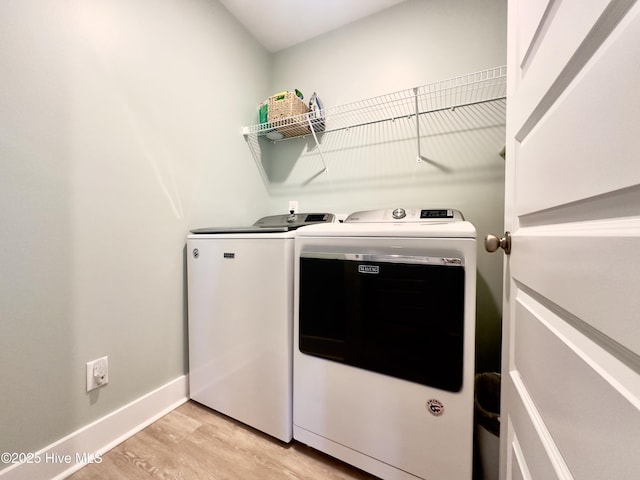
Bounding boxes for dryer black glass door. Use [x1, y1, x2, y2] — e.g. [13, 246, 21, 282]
[299, 254, 465, 392]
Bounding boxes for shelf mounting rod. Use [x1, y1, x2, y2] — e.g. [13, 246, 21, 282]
[307, 116, 329, 174]
[414, 87, 423, 163]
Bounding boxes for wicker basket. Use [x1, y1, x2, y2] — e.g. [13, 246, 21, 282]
[267, 92, 311, 137]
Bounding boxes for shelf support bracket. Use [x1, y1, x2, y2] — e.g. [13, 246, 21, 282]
[307, 116, 329, 174]
[414, 87, 424, 163]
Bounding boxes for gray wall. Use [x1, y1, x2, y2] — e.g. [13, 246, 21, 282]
[0, 0, 270, 460]
[262, 0, 507, 372]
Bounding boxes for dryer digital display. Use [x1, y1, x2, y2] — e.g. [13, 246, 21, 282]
[420, 209, 454, 218]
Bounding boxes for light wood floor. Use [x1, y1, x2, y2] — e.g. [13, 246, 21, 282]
[68, 401, 379, 480]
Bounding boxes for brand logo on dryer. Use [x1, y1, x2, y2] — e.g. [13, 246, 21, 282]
[358, 265, 379, 274]
[426, 399, 445, 416]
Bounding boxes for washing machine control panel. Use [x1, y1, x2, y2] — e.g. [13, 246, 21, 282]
[345, 208, 464, 223]
[255, 213, 336, 230]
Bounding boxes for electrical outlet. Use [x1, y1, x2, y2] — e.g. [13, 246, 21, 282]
[288, 200, 298, 213]
[86, 356, 109, 392]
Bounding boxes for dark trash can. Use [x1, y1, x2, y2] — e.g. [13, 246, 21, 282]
[475, 372, 501, 480]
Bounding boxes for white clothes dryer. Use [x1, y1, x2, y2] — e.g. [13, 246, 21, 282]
[293, 208, 476, 479]
[187, 213, 334, 442]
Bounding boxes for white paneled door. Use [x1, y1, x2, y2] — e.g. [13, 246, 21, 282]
[500, 1, 640, 479]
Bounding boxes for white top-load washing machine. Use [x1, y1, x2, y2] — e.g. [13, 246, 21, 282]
[187, 212, 335, 442]
[293, 208, 476, 479]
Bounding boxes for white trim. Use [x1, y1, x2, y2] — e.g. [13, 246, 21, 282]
[0, 375, 188, 480]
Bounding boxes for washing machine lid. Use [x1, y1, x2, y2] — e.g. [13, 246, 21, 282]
[190, 213, 335, 234]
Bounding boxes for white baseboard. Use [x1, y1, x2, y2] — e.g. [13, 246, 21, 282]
[0, 375, 188, 480]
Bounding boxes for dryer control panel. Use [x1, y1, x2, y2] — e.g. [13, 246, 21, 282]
[345, 208, 464, 223]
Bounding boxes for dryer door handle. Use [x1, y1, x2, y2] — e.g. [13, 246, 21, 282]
[300, 252, 463, 266]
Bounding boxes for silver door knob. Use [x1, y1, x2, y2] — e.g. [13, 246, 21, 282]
[485, 232, 511, 255]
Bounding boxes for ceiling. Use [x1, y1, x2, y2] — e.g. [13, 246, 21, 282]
[218, 0, 408, 53]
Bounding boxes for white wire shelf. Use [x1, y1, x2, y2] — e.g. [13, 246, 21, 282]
[242, 66, 507, 140]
